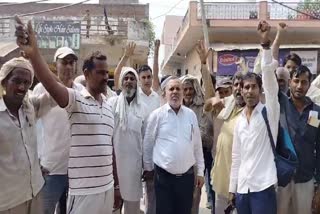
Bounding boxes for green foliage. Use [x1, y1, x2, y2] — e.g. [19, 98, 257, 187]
[142, 19, 156, 56]
[297, 0, 320, 17]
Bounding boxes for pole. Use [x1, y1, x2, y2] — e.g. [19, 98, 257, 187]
[199, 0, 213, 74]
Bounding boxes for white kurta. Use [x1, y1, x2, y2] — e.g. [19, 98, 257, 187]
[109, 96, 147, 201]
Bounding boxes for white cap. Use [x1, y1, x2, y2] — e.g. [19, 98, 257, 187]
[53, 47, 78, 62]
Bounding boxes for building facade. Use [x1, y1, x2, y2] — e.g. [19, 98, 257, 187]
[161, 1, 320, 78]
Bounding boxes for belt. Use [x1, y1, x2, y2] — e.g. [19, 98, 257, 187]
[155, 165, 194, 177]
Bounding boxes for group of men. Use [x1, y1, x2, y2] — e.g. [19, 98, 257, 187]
[1, 16, 320, 214]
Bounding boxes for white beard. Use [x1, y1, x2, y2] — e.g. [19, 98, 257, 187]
[124, 88, 136, 98]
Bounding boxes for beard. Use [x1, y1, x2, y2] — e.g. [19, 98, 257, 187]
[123, 88, 136, 98]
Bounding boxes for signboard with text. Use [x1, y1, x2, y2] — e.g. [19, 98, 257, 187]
[217, 49, 318, 76]
[34, 20, 81, 50]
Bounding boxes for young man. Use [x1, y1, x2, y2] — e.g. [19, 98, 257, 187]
[15, 17, 121, 214]
[33, 47, 83, 214]
[109, 67, 148, 214]
[229, 21, 280, 214]
[277, 65, 320, 214]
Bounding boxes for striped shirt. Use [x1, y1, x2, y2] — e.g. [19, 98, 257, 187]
[65, 88, 114, 196]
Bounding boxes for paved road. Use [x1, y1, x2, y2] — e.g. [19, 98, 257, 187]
[199, 186, 212, 214]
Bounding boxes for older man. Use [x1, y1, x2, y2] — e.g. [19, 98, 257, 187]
[180, 75, 213, 213]
[0, 57, 53, 214]
[109, 67, 147, 214]
[33, 47, 83, 214]
[143, 77, 205, 214]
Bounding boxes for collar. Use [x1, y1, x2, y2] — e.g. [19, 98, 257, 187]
[80, 88, 106, 101]
[0, 98, 7, 112]
[288, 96, 313, 107]
[164, 103, 183, 113]
[242, 102, 264, 117]
[139, 89, 156, 97]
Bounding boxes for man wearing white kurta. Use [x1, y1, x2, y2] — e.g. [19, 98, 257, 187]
[109, 67, 147, 214]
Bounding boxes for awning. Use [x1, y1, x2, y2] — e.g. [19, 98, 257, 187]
[210, 43, 320, 51]
[0, 41, 18, 57]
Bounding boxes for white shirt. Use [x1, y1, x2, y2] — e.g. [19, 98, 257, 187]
[229, 49, 280, 194]
[143, 103, 205, 176]
[33, 82, 83, 175]
[65, 88, 114, 196]
[139, 89, 160, 115]
[109, 95, 148, 201]
[0, 93, 54, 211]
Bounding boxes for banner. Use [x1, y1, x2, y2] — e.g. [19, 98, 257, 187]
[217, 50, 259, 75]
[34, 20, 81, 50]
[291, 50, 318, 74]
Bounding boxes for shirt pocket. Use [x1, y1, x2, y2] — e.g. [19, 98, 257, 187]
[128, 113, 143, 134]
[181, 123, 193, 143]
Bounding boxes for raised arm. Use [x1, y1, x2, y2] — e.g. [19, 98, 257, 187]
[271, 22, 287, 61]
[258, 21, 280, 141]
[152, 40, 160, 92]
[196, 40, 215, 100]
[15, 17, 69, 108]
[114, 42, 136, 90]
[235, 57, 248, 74]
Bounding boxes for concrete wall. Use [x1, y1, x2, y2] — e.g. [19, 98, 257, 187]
[183, 47, 201, 79]
[99, 0, 139, 4]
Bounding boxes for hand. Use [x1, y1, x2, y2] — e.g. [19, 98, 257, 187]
[228, 193, 236, 206]
[277, 22, 287, 33]
[154, 39, 160, 51]
[196, 40, 211, 64]
[113, 188, 123, 210]
[257, 20, 271, 44]
[210, 96, 225, 110]
[15, 16, 39, 59]
[235, 57, 245, 66]
[196, 176, 204, 188]
[40, 166, 50, 177]
[142, 170, 154, 181]
[124, 42, 136, 58]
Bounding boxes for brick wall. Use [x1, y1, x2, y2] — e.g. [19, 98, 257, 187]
[0, 2, 149, 20]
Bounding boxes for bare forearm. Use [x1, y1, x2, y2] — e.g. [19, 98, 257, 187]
[152, 51, 160, 91]
[29, 50, 68, 107]
[271, 31, 281, 60]
[114, 55, 129, 90]
[201, 64, 215, 99]
[112, 148, 119, 186]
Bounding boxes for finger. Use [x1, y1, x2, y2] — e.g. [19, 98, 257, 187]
[15, 30, 28, 38]
[27, 20, 34, 36]
[14, 15, 24, 25]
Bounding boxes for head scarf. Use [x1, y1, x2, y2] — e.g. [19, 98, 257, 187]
[0, 57, 34, 98]
[0, 57, 35, 123]
[180, 75, 204, 106]
[115, 67, 142, 130]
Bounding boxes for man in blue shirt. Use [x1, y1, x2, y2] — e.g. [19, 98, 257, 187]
[277, 65, 320, 214]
